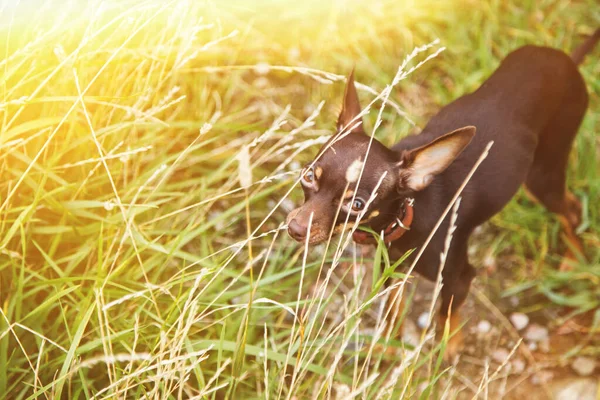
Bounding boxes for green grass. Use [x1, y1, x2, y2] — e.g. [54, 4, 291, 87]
[0, 0, 598, 398]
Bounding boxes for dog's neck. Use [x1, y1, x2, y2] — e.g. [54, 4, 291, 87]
[352, 197, 414, 245]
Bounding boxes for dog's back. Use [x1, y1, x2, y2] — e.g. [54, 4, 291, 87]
[393, 43, 592, 230]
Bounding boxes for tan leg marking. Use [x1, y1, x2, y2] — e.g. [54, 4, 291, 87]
[438, 311, 464, 361]
[558, 215, 583, 271]
[524, 188, 584, 271]
[558, 191, 584, 271]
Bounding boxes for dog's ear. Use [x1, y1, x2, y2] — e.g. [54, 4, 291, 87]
[337, 69, 364, 134]
[398, 126, 476, 191]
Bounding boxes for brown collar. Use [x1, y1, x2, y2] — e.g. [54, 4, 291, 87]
[352, 198, 414, 245]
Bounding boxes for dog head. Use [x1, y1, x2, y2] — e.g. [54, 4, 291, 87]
[287, 71, 475, 244]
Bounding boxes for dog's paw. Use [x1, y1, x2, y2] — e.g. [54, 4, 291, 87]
[442, 329, 464, 363]
[437, 313, 464, 363]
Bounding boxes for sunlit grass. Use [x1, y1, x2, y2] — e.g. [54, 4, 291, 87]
[0, 0, 598, 398]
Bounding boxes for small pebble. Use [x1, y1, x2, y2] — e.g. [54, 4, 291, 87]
[528, 341, 538, 351]
[477, 320, 492, 334]
[554, 378, 599, 400]
[571, 356, 596, 376]
[539, 338, 550, 353]
[512, 358, 526, 373]
[465, 344, 476, 355]
[510, 312, 529, 330]
[492, 348, 510, 363]
[524, 324, 549, 342]
[531, 370, 553, 385]
[417, 312, 430, 329]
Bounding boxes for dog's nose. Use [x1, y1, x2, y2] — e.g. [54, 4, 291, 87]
[288, 219, 308, 241]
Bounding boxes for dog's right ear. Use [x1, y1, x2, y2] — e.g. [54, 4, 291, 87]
[337, 69, 364, 134]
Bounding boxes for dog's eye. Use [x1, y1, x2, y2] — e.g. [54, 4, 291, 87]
[351, 199, 365, 212]
[302, 168, 315, 184]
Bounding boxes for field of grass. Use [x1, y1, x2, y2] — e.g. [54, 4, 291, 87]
[1, 0, 598, 398]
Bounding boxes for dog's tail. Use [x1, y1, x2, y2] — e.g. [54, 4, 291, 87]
[571, 28, 600, 65]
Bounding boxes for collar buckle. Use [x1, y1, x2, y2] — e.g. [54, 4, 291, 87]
[353, 197, 415, 245]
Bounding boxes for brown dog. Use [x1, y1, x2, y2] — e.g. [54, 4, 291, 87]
[287, 30, 599, 356]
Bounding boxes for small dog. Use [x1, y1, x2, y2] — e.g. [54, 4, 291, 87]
[286, 30, 599, 356]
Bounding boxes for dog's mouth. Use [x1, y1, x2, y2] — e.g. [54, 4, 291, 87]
[286, 205, 382, 245]
[351, 227, 371, 243]
[287, 223, 372, 245]
[287, 219, 370, 246]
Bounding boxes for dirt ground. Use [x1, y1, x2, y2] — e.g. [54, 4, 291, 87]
[406, 276, 599, 400]
[320, 228, 599, 399]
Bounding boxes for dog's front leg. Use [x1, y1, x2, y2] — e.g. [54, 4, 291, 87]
[438, 259, 476, 360]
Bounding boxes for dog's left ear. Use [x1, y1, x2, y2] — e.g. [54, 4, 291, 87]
[398, 126, 476, 191]
[337, 69, 364, 134]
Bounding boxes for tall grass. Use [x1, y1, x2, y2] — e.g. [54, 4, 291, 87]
[1, 0, 598, 399]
